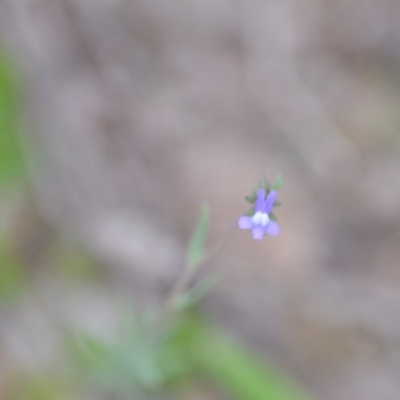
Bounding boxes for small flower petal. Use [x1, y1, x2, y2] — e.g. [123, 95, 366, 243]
[252, 211, 270, 227]
[252, 226, 265, 240]
[252, 211, 262, 225]
[238, 216, 253, 230]
[263, 190, 277, 214]
[264, 221, 280, 236]
[255, 189, 266, 211]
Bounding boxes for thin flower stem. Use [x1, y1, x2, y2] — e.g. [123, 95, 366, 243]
[161, 221, 238, 319]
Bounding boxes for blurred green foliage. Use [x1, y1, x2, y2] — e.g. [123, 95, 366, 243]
[0, 235, 26, 303]
[6, 377, 71, 400]
[0, 49, 25, 188]
[172, 316, 309, 400]
[193, 326, 307, 400]
[68, 317, 171, 396]
[49, 241, 99, 282]
[67, 313, 310, 400]
[62, 197, 308, 400]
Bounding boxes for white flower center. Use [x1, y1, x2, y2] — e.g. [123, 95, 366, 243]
[252, 211, 269, 227]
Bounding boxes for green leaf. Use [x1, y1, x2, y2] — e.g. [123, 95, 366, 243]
[269, 213, 277, 221]
[271, 173, 284, 191]
[192, 327, 309, 400]
[245, 196, 256, 204]
[167, 316, 310, 400]
[186, 205, 209, 268]
[173, 273, 222, 311]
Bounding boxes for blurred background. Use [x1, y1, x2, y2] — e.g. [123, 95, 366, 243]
[1, 0, 400, 399]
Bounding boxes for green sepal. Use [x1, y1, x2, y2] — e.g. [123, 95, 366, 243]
[273, 201, 282, 208]
[269, 213, 278, 221]
[245, 196, 256, 204]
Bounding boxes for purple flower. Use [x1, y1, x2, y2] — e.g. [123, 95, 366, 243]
[238, 189, 280, 240]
